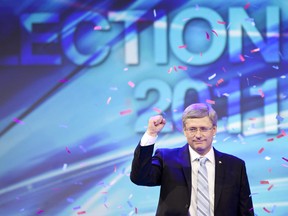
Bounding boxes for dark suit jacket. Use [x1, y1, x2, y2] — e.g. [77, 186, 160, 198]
[130, 143, 254, 216]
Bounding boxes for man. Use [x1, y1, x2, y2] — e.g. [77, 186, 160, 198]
[130, 103, 254, 216]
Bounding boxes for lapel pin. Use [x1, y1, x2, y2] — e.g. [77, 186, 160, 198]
[219, 161, 222, 164]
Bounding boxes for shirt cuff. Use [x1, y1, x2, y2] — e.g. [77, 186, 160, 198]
[140, 132, 158, 146]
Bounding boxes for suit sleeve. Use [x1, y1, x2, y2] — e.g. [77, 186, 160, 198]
[130, 142, 163, 186]
[238, 162, 254, 216]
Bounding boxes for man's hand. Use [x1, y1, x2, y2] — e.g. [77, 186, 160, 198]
[146, 115, 166, 137]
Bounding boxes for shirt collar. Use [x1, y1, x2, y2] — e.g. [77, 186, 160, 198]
[189, 145, 215, 164]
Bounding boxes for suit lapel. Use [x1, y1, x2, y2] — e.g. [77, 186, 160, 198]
[180, 144, 192, 194]
[214, 148, 225, 210]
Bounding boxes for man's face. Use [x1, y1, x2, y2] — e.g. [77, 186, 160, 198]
[183, 116, 217, 155]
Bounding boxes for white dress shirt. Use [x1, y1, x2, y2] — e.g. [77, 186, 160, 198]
[189, 146, 215, 216]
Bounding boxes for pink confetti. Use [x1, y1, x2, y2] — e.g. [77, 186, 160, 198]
[211, 29, 218, 37]
[59, 79, 68, 83]
[239, 54, 245, 62]
[174, 66, 178, 72]
[206, 99, 215, 105]
[168, 67, 172, 73]
[250, 48, 260, 53]
[153, 107, 162, 114]
[206, 32, 210, 40]
[77, 211, 86, 215]
[260, 180, 269, 184]
[267, 184, 274, 191]
[178, 65, 187, 70]
[282, 157, 288, 162]
[178, 45, 187, 49]
[128, 81, 135, 88]
[94, 26, 102, 30]
[263, 207, 271, 213]
[258, 89, 265, 98]
[36, 210, 44, 214]
[267, 138, 274, 142]
[107, 97, 111, 104]
[205, 83, 213, 87]
[216, 78, 224, 87]
[13, 118, 25, 125]
[258, 147, 264, 154]
[135, 207, 138, 214]
[120, 109, 132, 116]
[244, 2, 251, 10]
[66, 146, 71, 154]
[114, 165, 117, 172]
[217, 20, 226, 24]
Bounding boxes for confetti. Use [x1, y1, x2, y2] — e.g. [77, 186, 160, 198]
[123, 67, 128, 71]
[267, 138, 274, 142]
[120, 109, 132, 116]
[153, 107, 162, 113]
[66, 146, 71, 154]
[263, 207, 271, 213]
[73, 206, 81, 210]
[267, 184, 274, 191]
[260, 180, 269, 184]
[127, 200, 133, 208]
[258, 147, 264, 154]
[114, 165, 117, 172]
[168, 67, 172, 73]
[276, 115, 284, 122]
[94, 26, 102, 30]
[187, 56, 194, 62]
[153, 9, 156, 17]
[208, 73, 216, 80]
[277, 132, 285, 138]
[128, 81, 135, 88]
[63, 163, 68, 170]
[258, 89, 264, 98]
[216, 78, 224, 86]
[77, 211, 86, 215]
[67, 197, 74, 203]
[178, 65, 187, 70]
[174, 66, 178, 72]
[239, 54, 245, 62]
[217, 20, 226, 24]
[272, 65, 279, 70]
[250, 48, 260, 53]
[135, 207, 138, 214]
[178, 45, 187, 49]
[222, 93, 229, 97]
[206, 99, 215, 105]
[211, 29, 218, 37]
[13, 118, 25, 125]
[282, 157, 288, 162]
[36, 210, 44, 214]
[206, 32, 210, 40]
[265, 156, 271, 160]
[244, 2, 251, 10]
[107, 97, 111, 104]
[59, 79, 68, 83]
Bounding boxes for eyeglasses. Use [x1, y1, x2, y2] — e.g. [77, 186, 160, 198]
[185, 127, 213, 134]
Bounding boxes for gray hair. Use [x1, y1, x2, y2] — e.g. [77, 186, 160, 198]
[182, 103, 218, 128]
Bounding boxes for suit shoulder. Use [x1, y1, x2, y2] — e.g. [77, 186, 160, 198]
[216, 150, 245, 164]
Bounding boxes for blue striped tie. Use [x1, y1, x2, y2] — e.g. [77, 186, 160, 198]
[197, 157, 210, 216]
